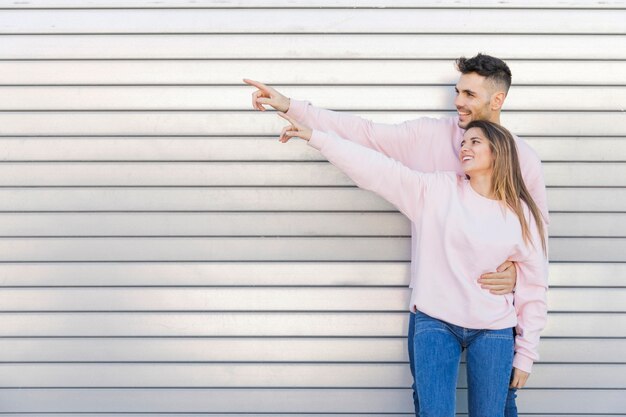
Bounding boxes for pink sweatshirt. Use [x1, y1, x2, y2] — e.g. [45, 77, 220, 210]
[288, 100, 549, 373]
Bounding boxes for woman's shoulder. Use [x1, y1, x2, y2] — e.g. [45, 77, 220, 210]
[428, 171, 459, 181]
[419, 171, 462, 196]
[423, 171, 460, 186]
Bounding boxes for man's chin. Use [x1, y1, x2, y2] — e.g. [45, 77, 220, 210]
[457, 119, 470, 129]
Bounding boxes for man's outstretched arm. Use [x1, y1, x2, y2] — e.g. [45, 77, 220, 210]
[244, 78, 421, 166]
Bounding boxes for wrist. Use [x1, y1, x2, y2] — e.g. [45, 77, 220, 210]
[281, 98, 291, 113]
[303, 128, 312, 141]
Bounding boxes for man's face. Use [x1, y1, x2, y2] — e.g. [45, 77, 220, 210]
[454, 72, 496, 129]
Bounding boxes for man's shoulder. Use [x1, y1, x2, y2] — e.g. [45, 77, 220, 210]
[512, 133, 542, 165]
[406, 115, 462, 139]
[407, 114, 458, 127]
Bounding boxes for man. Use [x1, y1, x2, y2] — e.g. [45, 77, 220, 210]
[245, 53, 549, 416]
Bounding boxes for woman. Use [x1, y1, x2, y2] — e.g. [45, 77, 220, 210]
[276, 112, 548, 416]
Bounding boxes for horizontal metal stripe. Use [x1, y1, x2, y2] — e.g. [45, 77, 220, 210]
[0, 187, 619, 211]
[1, 109, 621, 112]
[1, 9, 624, 34]
[1, 60, 625, 86]
[11, 32, 624, 36]
[0, 237, 618, 262]
[2, 85, 624, 111]
[0, 262, 621, 287]
[0, 312, 621, 337]
[0, 136, 623, 162]
[0, 363, 623, 388]
[0, 414, 419, 417]
[2, 412, 620, 417]
[0, 415, 612, 417]
[0, 338, 623, 363]
[0, 388, 623, 413]
[0, 162, 619, 186]
[1, 0, 625, 9]
[0, 414, 422, 417]
[0, 111, 623, 136]
[0, 212, 619, 237]
[2, 35, 625, 60]
[0, 287, 620, 312]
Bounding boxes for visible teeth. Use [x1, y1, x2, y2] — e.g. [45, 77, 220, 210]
[462, 156, 473, 161]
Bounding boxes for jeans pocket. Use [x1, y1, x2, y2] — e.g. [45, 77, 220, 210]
[483, 327, 514, 340]
[413, 310, 450, 335]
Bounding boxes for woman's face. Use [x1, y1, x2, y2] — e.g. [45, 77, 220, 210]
[460, 127, 494, 176]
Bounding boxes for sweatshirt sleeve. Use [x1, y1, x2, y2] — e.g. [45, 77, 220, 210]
[510, 211, 549, 373]
[308, 129, 438, 222]
[515, 138, 550, 226]
[288, 99, 458, 170]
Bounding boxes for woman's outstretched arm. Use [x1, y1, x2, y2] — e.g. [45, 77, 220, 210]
[276, 112, 448, 223]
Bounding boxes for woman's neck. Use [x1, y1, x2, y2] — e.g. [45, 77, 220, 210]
[469, 172, 496, 200]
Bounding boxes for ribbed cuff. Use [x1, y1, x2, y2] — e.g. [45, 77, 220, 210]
[513, 352, 534, 373]
[308, 130, 328, 151]
[285, 99, 308, 120]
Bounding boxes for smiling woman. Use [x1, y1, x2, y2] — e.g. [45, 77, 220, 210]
[275, 110, 549, 416]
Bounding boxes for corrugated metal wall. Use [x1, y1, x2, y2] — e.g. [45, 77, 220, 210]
[0, 0, 624, 415]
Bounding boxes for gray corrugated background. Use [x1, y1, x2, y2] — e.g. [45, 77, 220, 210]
[0, 0, 624, 415]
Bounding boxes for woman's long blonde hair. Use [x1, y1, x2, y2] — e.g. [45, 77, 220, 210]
[465, 120, 547, 254]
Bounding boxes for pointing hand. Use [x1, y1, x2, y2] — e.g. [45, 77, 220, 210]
[277, 112, 312, 142]
[244, 78, 291, 112]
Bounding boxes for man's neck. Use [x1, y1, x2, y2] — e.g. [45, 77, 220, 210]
[488, 113, 501, 126]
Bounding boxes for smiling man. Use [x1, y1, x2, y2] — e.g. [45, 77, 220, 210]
[245, 53, 549, 416]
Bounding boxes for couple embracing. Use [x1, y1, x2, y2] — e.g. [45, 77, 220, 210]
[246, 53, 549, 417]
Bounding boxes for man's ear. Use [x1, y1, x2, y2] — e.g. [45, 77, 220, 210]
[490, 91, 506, 111]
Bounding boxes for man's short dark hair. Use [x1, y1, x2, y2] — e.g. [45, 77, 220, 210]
[456, 53, 512, 94]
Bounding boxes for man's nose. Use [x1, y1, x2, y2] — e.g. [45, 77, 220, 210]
[454, 94, 463, 109]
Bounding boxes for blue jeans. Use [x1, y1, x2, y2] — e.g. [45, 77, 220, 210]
[408, 311, 517, 417]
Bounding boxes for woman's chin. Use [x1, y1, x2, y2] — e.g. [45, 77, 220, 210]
[461, 163, 474, 176]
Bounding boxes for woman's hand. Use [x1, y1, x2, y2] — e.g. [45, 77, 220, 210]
[510, 367, 530, 389]
[277, 112, 312, 142]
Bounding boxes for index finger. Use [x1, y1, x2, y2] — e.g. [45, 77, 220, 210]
[243, 78, 272, 92]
